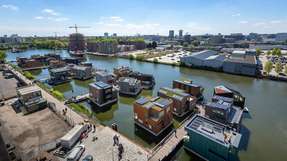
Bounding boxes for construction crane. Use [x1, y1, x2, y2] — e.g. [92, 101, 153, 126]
[68, 24, 90, 33]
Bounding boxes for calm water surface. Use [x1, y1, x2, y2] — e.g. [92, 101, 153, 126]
[6, 50, 287, 161]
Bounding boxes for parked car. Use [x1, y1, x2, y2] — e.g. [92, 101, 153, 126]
[82, 155, 93, 161]
[66, 145, 85, 161]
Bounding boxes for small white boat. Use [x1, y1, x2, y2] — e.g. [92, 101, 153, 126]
[243, 106, 249, 113]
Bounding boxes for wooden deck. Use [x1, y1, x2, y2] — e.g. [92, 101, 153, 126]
[148, 114, 194, 161]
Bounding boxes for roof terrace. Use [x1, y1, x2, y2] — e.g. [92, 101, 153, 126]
[186, 115, 241, 148]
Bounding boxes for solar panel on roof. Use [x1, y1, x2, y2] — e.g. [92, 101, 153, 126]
[155, 99, 170, 108]
[136, 97, 149, 105]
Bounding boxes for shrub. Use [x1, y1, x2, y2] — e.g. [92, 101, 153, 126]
[23, 71, 35, 80]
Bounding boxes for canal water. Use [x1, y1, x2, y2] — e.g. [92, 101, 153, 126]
[6, 50, 287, 161]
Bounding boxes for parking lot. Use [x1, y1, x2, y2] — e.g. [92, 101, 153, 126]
[0, 71, 18, 100]
[147, 51, 189, 64]
[55, 126, 149, 161]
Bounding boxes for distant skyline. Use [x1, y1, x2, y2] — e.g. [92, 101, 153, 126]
[1, 0, 287, 36]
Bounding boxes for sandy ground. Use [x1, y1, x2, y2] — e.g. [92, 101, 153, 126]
[0, 71, 18, 100]
[0, 105, 71, 161]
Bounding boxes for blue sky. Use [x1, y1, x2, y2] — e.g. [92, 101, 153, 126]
[0, 0, 287, 36]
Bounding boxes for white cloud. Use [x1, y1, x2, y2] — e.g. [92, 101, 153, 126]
[42, 9, 59, 16]
[110, 16, 124, 22]
[239, 21, 248, 24]
[232, 13, 241, 17]
[34, 16, 44, 20]
[270, 20, 281, 24]
[253, 22, 266, 27]
[35, 8, 69, 22]
[1, 4, 19, 11]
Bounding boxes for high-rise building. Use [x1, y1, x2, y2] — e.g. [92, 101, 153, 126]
[169, 30, 174, 40]
[68, 33, 86, 52]
[179, 30, 183, 38]
[104, 32, 109, 37]
[112, 33, 117, 37]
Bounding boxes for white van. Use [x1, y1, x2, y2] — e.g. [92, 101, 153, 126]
[66, 145, 85, 161]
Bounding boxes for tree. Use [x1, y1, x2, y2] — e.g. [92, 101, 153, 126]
[0, 51, 6, 62]
[256, 48, 262, 56]
[266, 50, 272, 56]
[284, 65, 287, 75]
[272, 48, 282, 56]
[275, 62, 283, 75]
[151, 41, 157, 49]
[264, 61, 273, 75]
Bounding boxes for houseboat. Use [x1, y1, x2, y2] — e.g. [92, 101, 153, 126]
[213, 85, 246, 109]
[133, 96, 173, 136]
[184, 114, 242, 161]
[89, 81, 118, 107]
[17, 85, 47, 115]
[48, 67, 71, 85]
[173, 79, 204, 101]
[113, 66, 133, 79]
[72, 65, 93, 80]
[69, 51, 86, 60]
[129, 71, 155, 89]
[158, 87, 196, 117]
[95, 70, 115, 84]
[118, 77, 142, 96]
[17, 57, 44, 70]
[205, 99, 243, 132]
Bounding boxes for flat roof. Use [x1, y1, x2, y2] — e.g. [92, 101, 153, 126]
[225, 55, 257, 65]
[186, 115, 241, 148]
[17, 85, 40, 95]
[50, 67, 70, 73]
[173, 80, 201, 88]
[136, 96, 172, 110]
[119, 77, 139, 85]
[206, 100, 232, 111]
[90, 81, 111, 89]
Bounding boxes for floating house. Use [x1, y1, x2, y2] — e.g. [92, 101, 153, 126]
[205, 100, 243, 132]
[158, 87, 196, 117]
[95, 70, 114, 84]
[133, 97, 173, 136]
[213, 85, 245, 109]
[113, 66, 133, 79]
[17, 57, 43, 70]
[63, 57, 81, 65]
[48, 67, 71, 85]
[17, 85, 47, 115]
[72, 65, 93, 80]
[89, 81, 118, 107]
[129, 72, 155, 89]
[184, 114, 241, 161]
[173, 80, 204, 101]
[118, 77, 142, 96]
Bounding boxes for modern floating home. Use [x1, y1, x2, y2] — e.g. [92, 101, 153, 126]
[213, 85, 245, 109]
[129, 72, 155, 89]
[48, 67, 71, 85]
[158, 87, 196, 117]
[17, 85, 47, 115]
[17, 57, 43, 70]
[205, 99, 243, 132]
[113, 66, 133, 79]
[184, 114, 241, 161]
[173, 80, 204, 101]
[133, 96, 173, 136]
[95, 70, 115, 84]
[118, 77, 142, 96]
[89, 81, 118, 107]
[72, 65, 93, 80]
